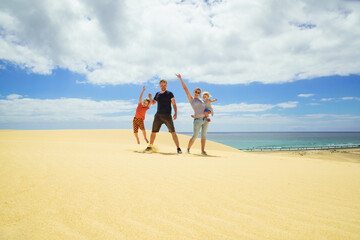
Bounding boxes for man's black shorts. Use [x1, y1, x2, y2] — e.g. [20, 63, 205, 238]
[152, 113, 175, 133]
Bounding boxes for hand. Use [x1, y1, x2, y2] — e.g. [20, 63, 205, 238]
[142, 86, 146, 91]
[214, 99, 218, 102]
[148, 93, 152, 98]
[175, 74, 182, 80]
[173, 113, 177, 120]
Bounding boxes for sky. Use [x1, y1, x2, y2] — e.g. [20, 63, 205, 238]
[0, 0, 360, 132]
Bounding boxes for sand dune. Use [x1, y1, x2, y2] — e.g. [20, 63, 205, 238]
[1, 130, 360, 239]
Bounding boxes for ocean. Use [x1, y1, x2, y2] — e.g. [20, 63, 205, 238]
[180, 132, 360, 151]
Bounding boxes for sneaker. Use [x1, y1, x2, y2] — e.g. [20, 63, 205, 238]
[201, 151, 208, 155]
[145, 146, 152, 151]
[177, 148, 183, 154]
[207, 118, 211, 122]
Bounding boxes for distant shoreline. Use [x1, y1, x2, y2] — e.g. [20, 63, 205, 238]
[181, 132, 360, 151]
[241, 145, 360, 152]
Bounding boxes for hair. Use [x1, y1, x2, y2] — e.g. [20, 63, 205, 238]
[203, 92, 211, 97]
[194, 87, 201, 93]
[160, 79, 167, 84]
[144, 98, 150, 104]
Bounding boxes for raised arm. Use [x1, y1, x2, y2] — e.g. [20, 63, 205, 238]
[148, 93, 156, 105]
[210, 98, 218, 103]
[176, 74, 193, 103]
[139, 86, 145, 104]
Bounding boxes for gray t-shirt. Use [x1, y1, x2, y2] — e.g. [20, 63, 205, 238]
[190, 98, 206, 117]
[204, 99, 214, 116]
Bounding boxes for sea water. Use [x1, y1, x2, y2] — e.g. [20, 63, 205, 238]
[180, 132, 360, 150]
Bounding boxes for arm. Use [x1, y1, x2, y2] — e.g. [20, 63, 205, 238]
[171, 97, 178, 120]
[210, 98, 218, 103]
[148, 93, 155, 106]
[139, 86, 145, 104]
[149, 93, 157, 105]
[176, 74, 193, 103]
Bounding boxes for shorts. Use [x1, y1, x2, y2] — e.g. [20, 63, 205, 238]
[133, 117, 145, 133]
[152, 113, 175, 133]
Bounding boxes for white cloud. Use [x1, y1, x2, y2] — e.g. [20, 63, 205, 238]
[321, 98, 335, 102]
[298, 93, 314, 98]
[203, 113, 360, 131]
[320, 96, 360, 102]
[164, 101, 298, 117]
[0, 96, 359, 131]
[304, 113, 360, 120]
[342, 97, 360, 101]
[275, 101, 298, 109]
[214, 101, 298, 113]
[0, 96, 299, 130]
[6, 94, 22, 100]
[0, 97, 136, 124]
[215, 103, 275, 112]
[0, 0, 359, 85]
[75, 79, 87, 84]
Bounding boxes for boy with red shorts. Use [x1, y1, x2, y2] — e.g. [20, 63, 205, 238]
[133, 86, 152, 144]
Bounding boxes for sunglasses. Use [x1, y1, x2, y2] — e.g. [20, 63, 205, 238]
[195, 91, 201, 94]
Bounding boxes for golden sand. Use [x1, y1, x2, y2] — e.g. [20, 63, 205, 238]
[1, 130, 360, 239]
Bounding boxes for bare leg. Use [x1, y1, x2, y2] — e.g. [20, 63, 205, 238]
[201, 138, 206, 153]
[149, 132, 156, 145]
[134, 133, 140, 144]
[171, 132, 180, 148]
[141, 130, 149, 143]
[187, 138, 195, 151]
[205, 111, 211, 122]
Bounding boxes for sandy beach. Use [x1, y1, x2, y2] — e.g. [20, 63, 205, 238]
[1, 129, 360, 240]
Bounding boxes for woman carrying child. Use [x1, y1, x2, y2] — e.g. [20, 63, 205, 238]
[176, 73, 210, 155]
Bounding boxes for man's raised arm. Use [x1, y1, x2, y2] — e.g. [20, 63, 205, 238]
[149, 93, 156, 105]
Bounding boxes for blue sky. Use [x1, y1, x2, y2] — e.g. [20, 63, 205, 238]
[1, 0, 360, 131]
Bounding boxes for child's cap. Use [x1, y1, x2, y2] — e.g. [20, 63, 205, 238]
[203, 91, 211, 97]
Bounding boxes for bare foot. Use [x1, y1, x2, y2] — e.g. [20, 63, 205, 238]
[145, 138, 149, 143]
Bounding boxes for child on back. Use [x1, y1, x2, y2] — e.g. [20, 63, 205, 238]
[202, 92, 217, 122]
[133, 86, 152, 144]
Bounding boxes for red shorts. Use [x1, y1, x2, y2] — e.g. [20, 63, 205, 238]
[133, 117, 145, 133]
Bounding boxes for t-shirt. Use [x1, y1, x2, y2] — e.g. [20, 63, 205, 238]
[191, 98, 206, 117]
[135, 103, 149, 120]
[154, 90, 174, 114]
[204, 99, 214, 116]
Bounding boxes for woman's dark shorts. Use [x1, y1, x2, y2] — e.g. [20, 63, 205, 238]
[152, 113, 175, 133]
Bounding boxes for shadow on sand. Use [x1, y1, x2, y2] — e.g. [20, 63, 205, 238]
[130, 149, 219, 158]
